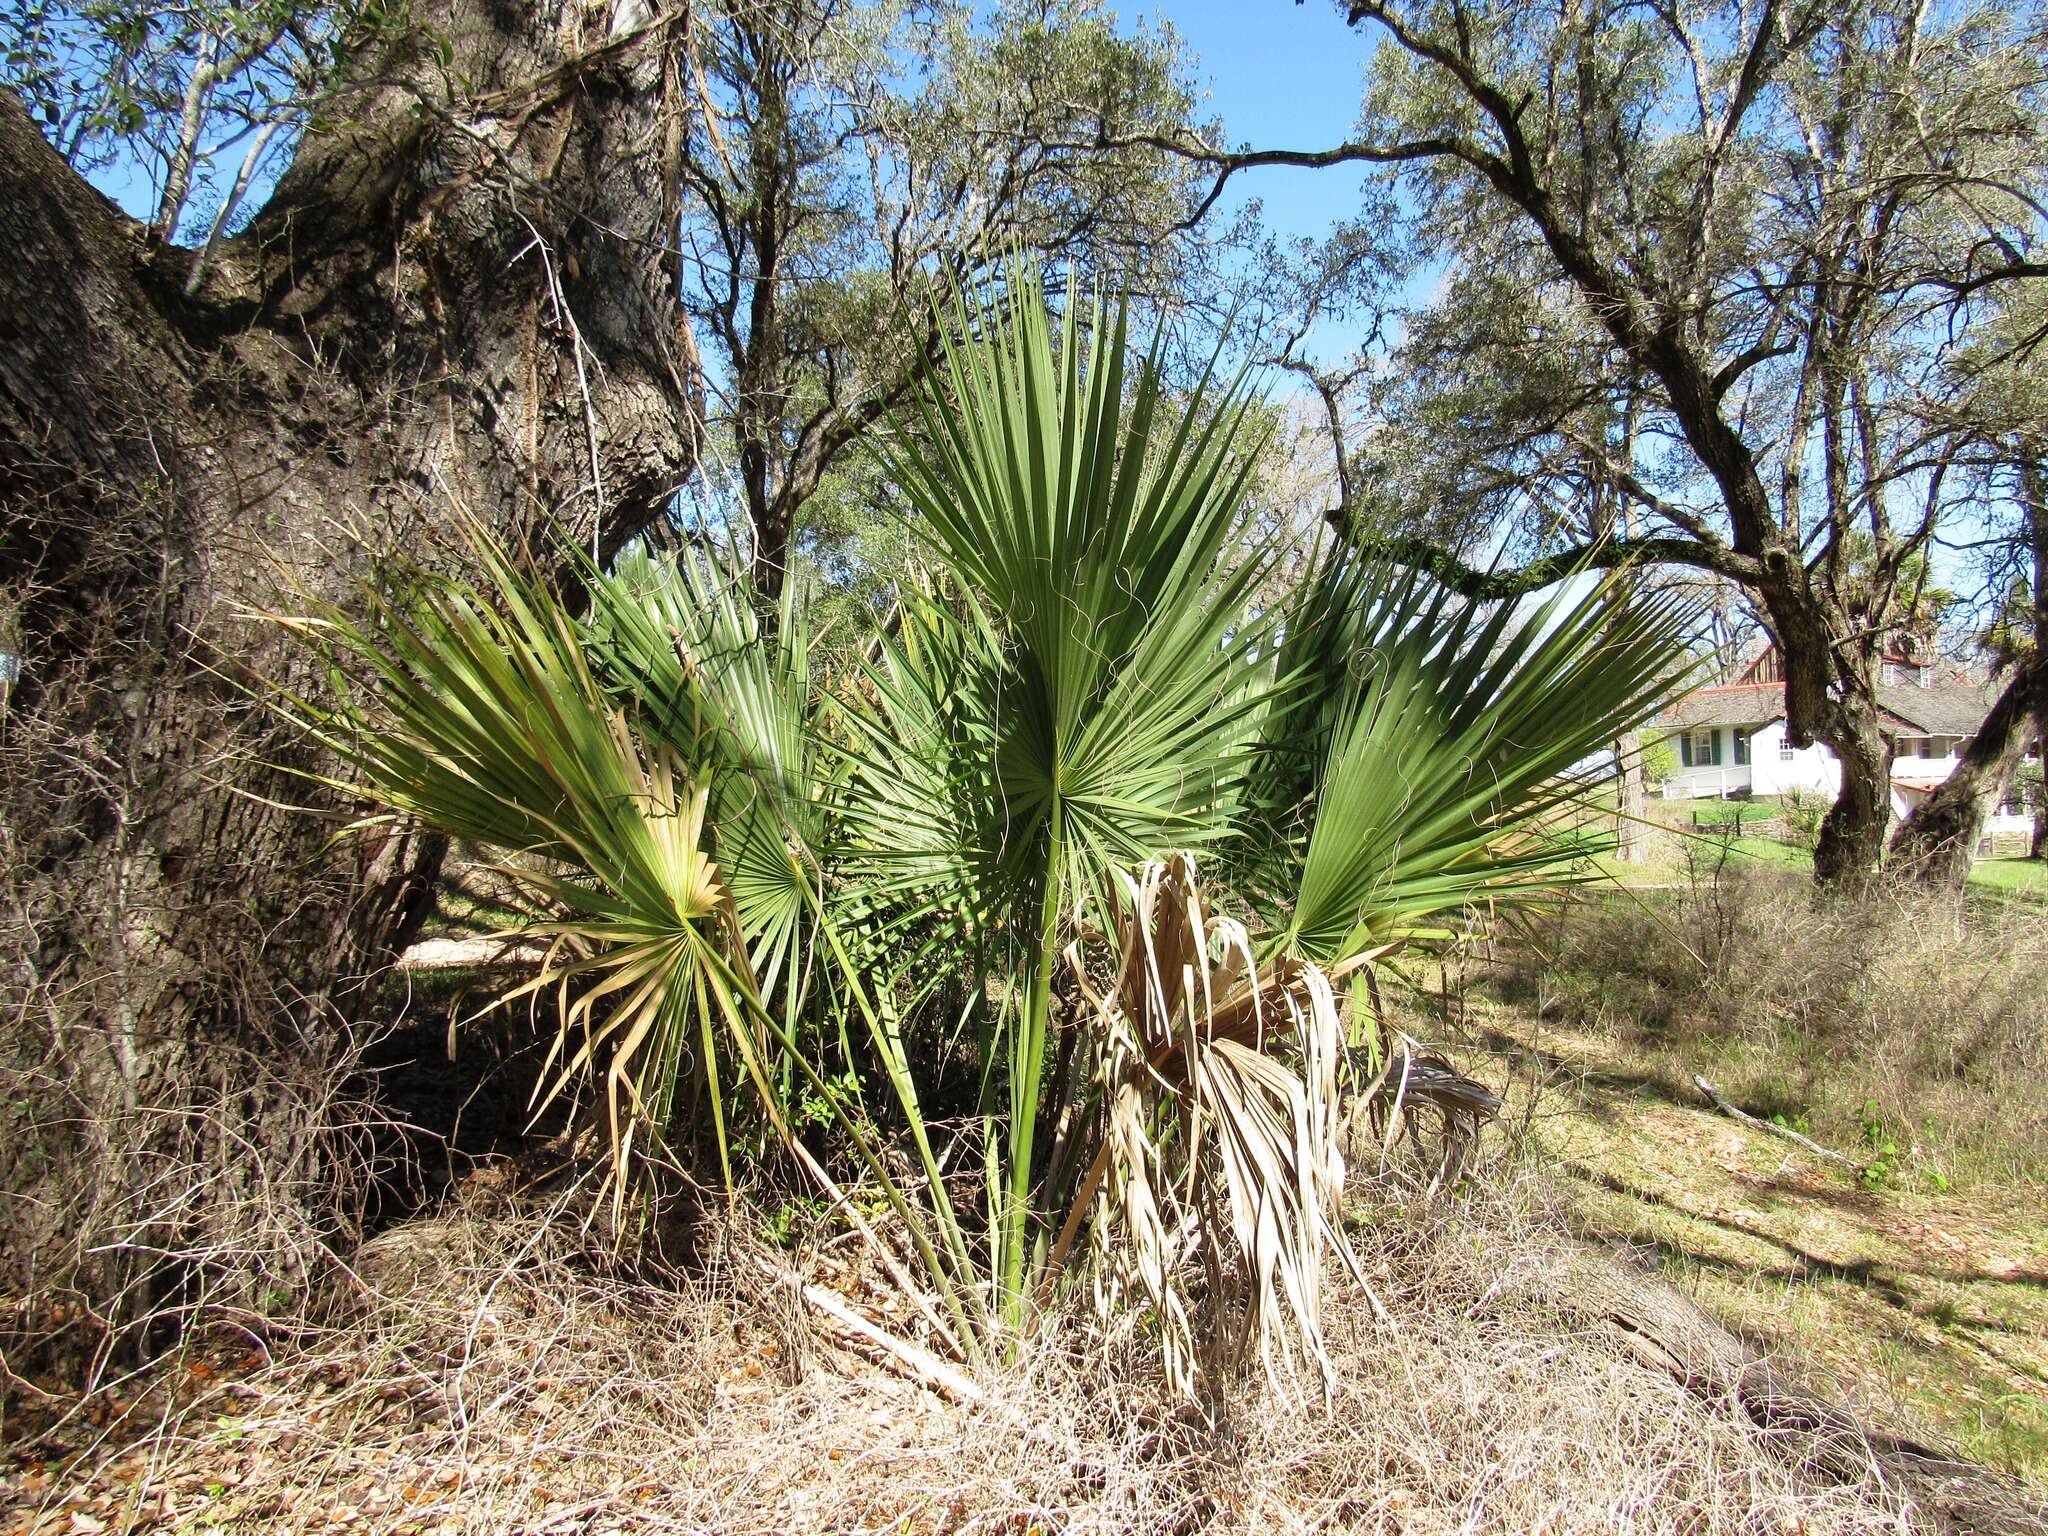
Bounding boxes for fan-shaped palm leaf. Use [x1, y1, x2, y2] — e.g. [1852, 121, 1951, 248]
[1277, 562, 1698, 964]
[866, 264, 1282, 1310]
[581, 548, 824, 1011]
[255, 526, 782, 1221]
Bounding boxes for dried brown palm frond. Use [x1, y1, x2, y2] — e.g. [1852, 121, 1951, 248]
[1358, 1041, 1503, 1197]
[1054, 853, 1386, 1400]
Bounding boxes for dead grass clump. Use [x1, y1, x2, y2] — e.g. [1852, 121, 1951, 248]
[1, 1180, 1943, 1534]
[0, 1008, 385, 1404]
[1524, 869, 2048, 1185]
[1306, 1180, 1927, 1535]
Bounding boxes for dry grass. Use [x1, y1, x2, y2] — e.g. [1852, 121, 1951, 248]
[0, 1009, 388, 1395]
[8, 871, 2042, 1533]
[0, 1176, 1944, 1535]
[1510, 866, 2048, 1188]
[1459, 872, 2048, 1481]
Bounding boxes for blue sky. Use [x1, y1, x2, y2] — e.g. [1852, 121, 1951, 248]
[1137, 0, 1375, 249]
[1133, 1, 1424, 365]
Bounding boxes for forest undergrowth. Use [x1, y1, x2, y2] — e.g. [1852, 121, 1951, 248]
[0, 1179, 1947, 1536]
[5, 868, 2047, 1534]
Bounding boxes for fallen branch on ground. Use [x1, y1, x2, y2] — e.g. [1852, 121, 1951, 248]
[1553, 1225, 2048, 1534]
[1692, 1074, 1860, 1169]
[753, 1254, 983, 1405]
[396, 934, 551, 970]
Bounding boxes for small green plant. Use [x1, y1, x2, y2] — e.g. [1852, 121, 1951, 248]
[760, 1196, 824, 1248]
[1640, 731, 1680, 788]
[1858, 1099, 1902, 1190]
[794, 1068, 862, 1132]
[1779, 789, 1828, 851]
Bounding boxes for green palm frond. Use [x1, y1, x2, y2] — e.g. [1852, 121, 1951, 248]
[1278, 563, 1699, 963]
[255, 524, 780, 1219]
[873, 265, 1279, 902]
[866, 262, 1284, 1314]
[581, 548, 824, 1010]
[834, 586, 1016, 939]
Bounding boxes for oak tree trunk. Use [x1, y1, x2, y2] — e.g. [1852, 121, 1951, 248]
[0, 0, 701, 1377]
[1613, 729, 1648, 864]
[2029, 465, 2046, 864]
[1813, 705, 1893, 886]
[1891, 462, 2048, 886]
[1889, 654, 2046, 887]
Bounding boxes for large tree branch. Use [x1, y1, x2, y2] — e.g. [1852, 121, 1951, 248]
[1275, 355, 1361, 514]
[1926, 258, 2048, 301]
[1891, 645, 2048, 884]
[1355, 532, 1763, 599]
[1339, 2, 1799, 575]
[1059, 128, 1493, 234]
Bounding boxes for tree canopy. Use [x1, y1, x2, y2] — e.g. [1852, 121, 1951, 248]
[1178, 0, 2048, 882]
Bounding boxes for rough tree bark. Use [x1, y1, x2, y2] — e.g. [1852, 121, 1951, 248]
[2035, 462, 2048, 863]
[1888, 654, 2047, 885]
[0, 0, 701, 1377]
[1613, 729, 1649, 864]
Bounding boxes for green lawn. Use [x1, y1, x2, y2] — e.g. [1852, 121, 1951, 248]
[1727, 834, 1811, 869]
[1682, 800, 1784, 830]
[1970, 856, 2048, 898]
[1590, 818, 2047, 902]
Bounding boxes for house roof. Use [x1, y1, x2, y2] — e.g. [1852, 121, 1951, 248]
[1658, 678, 1998, 736]
[1657, 683, 1784, 729]
[1875, 681, 1997, 736]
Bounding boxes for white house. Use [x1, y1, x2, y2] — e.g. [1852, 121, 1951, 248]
[1654, 649, 2035, 835]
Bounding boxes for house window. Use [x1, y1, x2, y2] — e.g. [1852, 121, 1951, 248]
[1733, 728, 1750, 766]
[1689, 729, 1720, 767]
[1779, 737, 1796, 762]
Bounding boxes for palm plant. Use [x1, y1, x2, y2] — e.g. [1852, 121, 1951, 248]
[857, 276, 1283, 1324]
[580, 549, 823, 1020]
[256, 531, 780, 1221]
[846, 266, 1694, 1366]
[580, 547, 976, 1324]
[263, 260, 1694, 1393]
